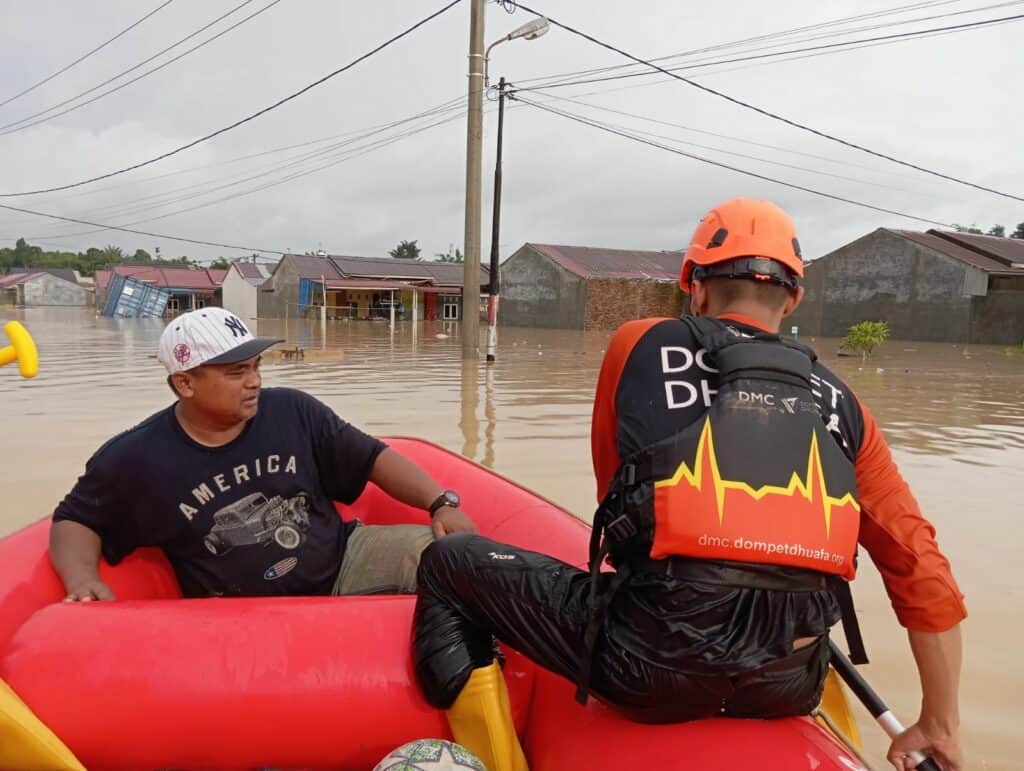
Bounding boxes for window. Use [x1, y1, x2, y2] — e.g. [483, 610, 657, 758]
[167, 297, 180, 312]
[443, 300, 459, 320]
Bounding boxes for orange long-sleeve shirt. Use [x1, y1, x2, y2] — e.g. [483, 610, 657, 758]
[591, 316, 966, 633]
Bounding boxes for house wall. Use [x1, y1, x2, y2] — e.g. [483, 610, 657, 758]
[222, 270, 258, 320]
[584, 278, 687, 330]
[21, 274, 90, 306]
[788, 229, 983, 343]
[972, 291, 1024, 345]
[258, 257, 302, 319]
[500, 246, 585, 328]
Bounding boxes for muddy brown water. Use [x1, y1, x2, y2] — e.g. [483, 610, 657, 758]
[2, 307, 1021, 770]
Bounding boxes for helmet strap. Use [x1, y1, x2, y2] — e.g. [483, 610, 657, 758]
[690, 257, 799, 290]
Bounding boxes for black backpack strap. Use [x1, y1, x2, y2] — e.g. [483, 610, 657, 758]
[828, 575, 869, 665]
[576, 468, 644, 704]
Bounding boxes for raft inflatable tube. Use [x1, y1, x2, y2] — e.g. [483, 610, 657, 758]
[0, 438, 865, 770]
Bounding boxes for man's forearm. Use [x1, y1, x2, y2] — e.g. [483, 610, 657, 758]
[369, 448, 444, 511]
[50, 520, 103, 589]
[909, 624, 962, 731]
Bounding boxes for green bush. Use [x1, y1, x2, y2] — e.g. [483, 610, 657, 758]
[840, 321, 890, 362]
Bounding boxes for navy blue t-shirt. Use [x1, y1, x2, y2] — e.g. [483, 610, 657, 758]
[53, 388, 386, 597]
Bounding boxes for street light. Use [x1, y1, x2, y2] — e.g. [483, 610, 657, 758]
[483, 15, 549, 363]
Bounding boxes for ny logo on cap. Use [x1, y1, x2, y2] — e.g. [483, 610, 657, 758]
[224, 315, 248, 338]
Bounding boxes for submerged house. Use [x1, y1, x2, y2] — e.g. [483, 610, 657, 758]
[221, 260, 275, 320]
[499, 243, 686, 330]
[258, 253, 487, 321]
[791, 228, 1024, 344]
[0, 270, 90, 306]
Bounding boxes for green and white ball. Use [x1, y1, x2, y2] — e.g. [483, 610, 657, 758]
[373, 738, 487, 770]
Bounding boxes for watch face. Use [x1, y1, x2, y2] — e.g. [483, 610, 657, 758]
[444, 490, 461, 507]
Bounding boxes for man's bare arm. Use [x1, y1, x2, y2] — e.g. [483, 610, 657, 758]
[368, 448, 477, 538]
[49, 520, 115, 601]
[887, 625, 963, 771]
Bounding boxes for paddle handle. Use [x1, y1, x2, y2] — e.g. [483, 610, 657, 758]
[828, 641, 942, 771]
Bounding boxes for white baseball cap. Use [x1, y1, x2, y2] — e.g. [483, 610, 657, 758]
[157, 307, 283, 374]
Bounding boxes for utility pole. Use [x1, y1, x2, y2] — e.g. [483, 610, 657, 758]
[485, 77, 507, 363]
[461, 0, 485, 360]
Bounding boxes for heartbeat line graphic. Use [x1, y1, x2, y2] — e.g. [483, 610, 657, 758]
[654, 417, 860, 536]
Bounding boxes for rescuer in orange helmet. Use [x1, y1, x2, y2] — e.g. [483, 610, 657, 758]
[411, 198, 965, 771]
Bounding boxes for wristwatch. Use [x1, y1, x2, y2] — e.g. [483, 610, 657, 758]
[428, 490, 461, 517]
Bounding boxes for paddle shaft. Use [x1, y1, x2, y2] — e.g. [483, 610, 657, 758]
[829, 641, 941, 771]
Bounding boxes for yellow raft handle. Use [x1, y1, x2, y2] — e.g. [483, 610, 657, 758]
[0, 321, 39, 378]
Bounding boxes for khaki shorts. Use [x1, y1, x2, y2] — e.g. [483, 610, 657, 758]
[331, 523, 435, 595]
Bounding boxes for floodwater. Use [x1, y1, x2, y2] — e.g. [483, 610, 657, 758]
[2, 307, 1022, 770]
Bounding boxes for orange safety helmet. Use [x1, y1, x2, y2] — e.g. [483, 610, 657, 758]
[680, 197, 803, 293]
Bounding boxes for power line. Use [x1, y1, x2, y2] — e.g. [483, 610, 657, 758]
[527, 93, 910, 191]
[517, 1, 993, 90]
[520, 11, 1024, 91]
[13, 106, 468, 242]
[0, 0, 464, 198]
[33, 95, 466, 206]
[0, 0, 176, 109]
[0, 0, 280, 136]
[0, 202, 285, 254]
[511, 2, 1024, 203]
[516, 96, 954, 228]
[0, 96, 467, 235]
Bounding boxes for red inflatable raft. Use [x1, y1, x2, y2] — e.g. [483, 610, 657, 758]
[0, 437, 865, 770]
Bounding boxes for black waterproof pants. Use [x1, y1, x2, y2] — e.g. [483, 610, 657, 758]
[413, 534, 831, 724]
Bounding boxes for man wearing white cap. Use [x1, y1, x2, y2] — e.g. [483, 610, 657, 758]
[50, 307, 475, 601]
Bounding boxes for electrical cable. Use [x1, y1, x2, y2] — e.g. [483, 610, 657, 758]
[0, 0, 463, 197]
[0, 0, 176, 109]
[510, 2, 1024, 202]
[516, 95, 955, 227]
[0, 0, 261, 133]
[518, 1, 1010, 90]
[0, 201, 285, 254]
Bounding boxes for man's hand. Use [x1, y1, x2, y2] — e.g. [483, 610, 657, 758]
[887, 721, 963, 771]
[431, 507, 478, 539]
[63, 578, 115, 602]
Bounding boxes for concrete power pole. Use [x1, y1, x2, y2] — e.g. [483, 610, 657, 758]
[461, 0, 485, 360]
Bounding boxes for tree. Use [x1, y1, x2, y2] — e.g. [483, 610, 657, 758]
[435, 244, 464, 263]
[389, 239, 421, 260]
[132, 249, 152, 262]
[1012, 222, 1024, 239]
[209, 258, 231, 270]
[952, 223, 983, 235]
[840, 321, 890, 362]
[101, 245, 124, 264]
[987, 225, 1005, 237]
[12, 238, 40, 267]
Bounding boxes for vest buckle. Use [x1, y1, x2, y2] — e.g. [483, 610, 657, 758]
[619, 464, 637, 487]
[605, 513, 638, 544]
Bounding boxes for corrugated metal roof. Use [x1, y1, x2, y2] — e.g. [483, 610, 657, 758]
[330, 254, 487, 285]
[9, 267, 79, 284]
[324, 278, 419, 291]
[929, 230, 1024, 269]
[527, 244, 683, 280]
[286, 254, 343, 280]
[101, 265, 226, 290]
[0, 271, 45, 288]
[280, 253, 485, 287]
[889, 230, 1024, 275]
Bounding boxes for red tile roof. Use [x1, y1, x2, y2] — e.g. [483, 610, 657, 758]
[526, 244, 683, 280]
[96, 265, 226, 290]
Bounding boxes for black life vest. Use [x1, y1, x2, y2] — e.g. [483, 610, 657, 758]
[576, 316, 868, 705]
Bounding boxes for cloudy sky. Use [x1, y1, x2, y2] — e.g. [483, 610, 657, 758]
[0, 0, 1020, 265]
